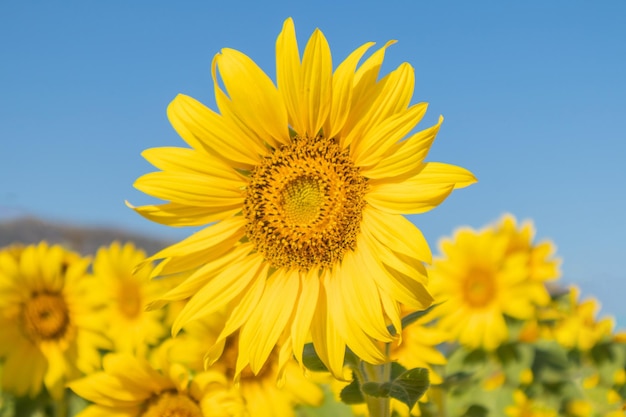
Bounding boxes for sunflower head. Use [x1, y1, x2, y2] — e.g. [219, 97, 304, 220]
[92, 241, 168, 356]
[130, 17, 476, 378]
[428, 215, 555, 350]
[0, 242, 109, 398]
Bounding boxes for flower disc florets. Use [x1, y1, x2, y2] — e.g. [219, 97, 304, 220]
[22, 291, 71, 342]
[243, 135, 367, 270]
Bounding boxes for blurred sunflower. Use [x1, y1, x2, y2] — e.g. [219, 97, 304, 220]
[553, 286, 614, 351]
[0, 242, 109, 398]
[160, 314, 325, 417]
[505, 390, 557, 417]
[428, 215, 553, 350]
[68, 353, 243, 417]
[495, 214, 561, 283]
[129, 17, 475, 377]
[92, 241, 168, 356]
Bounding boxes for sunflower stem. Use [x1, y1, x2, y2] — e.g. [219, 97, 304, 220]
[358, 344, 392, 417]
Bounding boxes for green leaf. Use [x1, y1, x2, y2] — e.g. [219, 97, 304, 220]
[389, 368, 430, 409]
[362, 368, 430, 411]
[301, 343, 329, 372]
[389, 362, 408, 380]
[340, 375, 365, 405]
[462, 404, 489, 417]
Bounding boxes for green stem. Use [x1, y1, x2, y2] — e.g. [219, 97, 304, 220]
[355, 344, 392, 417]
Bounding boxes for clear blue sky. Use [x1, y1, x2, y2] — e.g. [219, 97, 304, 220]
[1, 2, 625, 324]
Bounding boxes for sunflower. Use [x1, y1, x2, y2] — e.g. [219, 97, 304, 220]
[92, 241, 168, 356]
[495, 214, 561, 283]
[505, 390, 557, 417]
[553, 286, 614, 351]
[129, 17, 475, 378]
[0, 242, 109, 399]
[428, 215, 553, 350]
[160, 314, 325, 417]
[68, 353, 243, 417]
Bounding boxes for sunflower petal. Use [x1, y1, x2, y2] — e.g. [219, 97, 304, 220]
[353, 102, 428, 168]
[325, 42, 374, 141]
[133, 171, 243, 207]
[346, 63, 415, 154]
[362, 207, 432, 263]
[363, 115, 443, 179]
[310, 277, 346, 379]
[291, 268, 320, 365]
[214, 48, 289, 147]
[167, 94, 264, 167]
[172, 254, 265, 335]
[239, 268, 300, 374]
[127, 201, 240, 227]
[368, 162, 477, 214]
[301, 28, 332, 137]
[276, 17, 304, 134]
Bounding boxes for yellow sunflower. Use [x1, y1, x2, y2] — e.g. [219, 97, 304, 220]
[92, 241, 168, 356]
[505, 390, 557, 417]
[553, 286, 614, 351]
[428, 216, 553, 350]
[160, 314, 325, 417]
[129, 17, 475, 378]
[495, 214, 561, 283]
[0, 242, 110, 399]
[68, 353, 243, 417]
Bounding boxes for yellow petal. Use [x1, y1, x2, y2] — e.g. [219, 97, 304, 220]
[340, 251, 394, 342]
[339, 40, 396, 147]
[353, 102, 428, 168]
[147, 216, 245, 262]
[301, 28, 332, 136]
[239, 268, 300, 375]
[325, 42, 374, 141]
[361, 207, 432, 263]
[291, 268, 320, 365]
[102, 354, 173, 394]
[361, 114, 441, 179]
[171, 253, 265, 335]
[357, 233, 433, 310]
[167, 94, 264, 167]
[324, 261, 388, 364]
[213, 48, 289, 147]
[141, 147, 247, 183]
[367, 162, 477, 214]
[276, 17, 305, 134]
[208, 263, 268, 356]
[310, 278, 346, 379]
[345, 61, 413, 150]
[133, 171, 243, 207]
[150, 244, 252, 306]
[127, 201, 240, 227]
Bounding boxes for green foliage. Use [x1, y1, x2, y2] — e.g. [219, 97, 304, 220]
[362, 367, 430, 411]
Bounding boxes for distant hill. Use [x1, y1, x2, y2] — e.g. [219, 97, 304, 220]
[0, 217, 171, 255]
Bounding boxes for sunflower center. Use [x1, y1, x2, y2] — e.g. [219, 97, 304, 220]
[243, 135, 367, 270]
[463, 269, 496, 307]
[281, 176, 325, 225]
[118, 280, 142, 318]
[141, 392, 202, 417]
[22, 292, 70, 341]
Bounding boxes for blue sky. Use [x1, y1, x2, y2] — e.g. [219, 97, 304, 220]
[1, 2, 625, 324]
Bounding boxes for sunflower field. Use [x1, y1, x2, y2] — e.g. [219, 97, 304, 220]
[1, 17, 625, 417]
